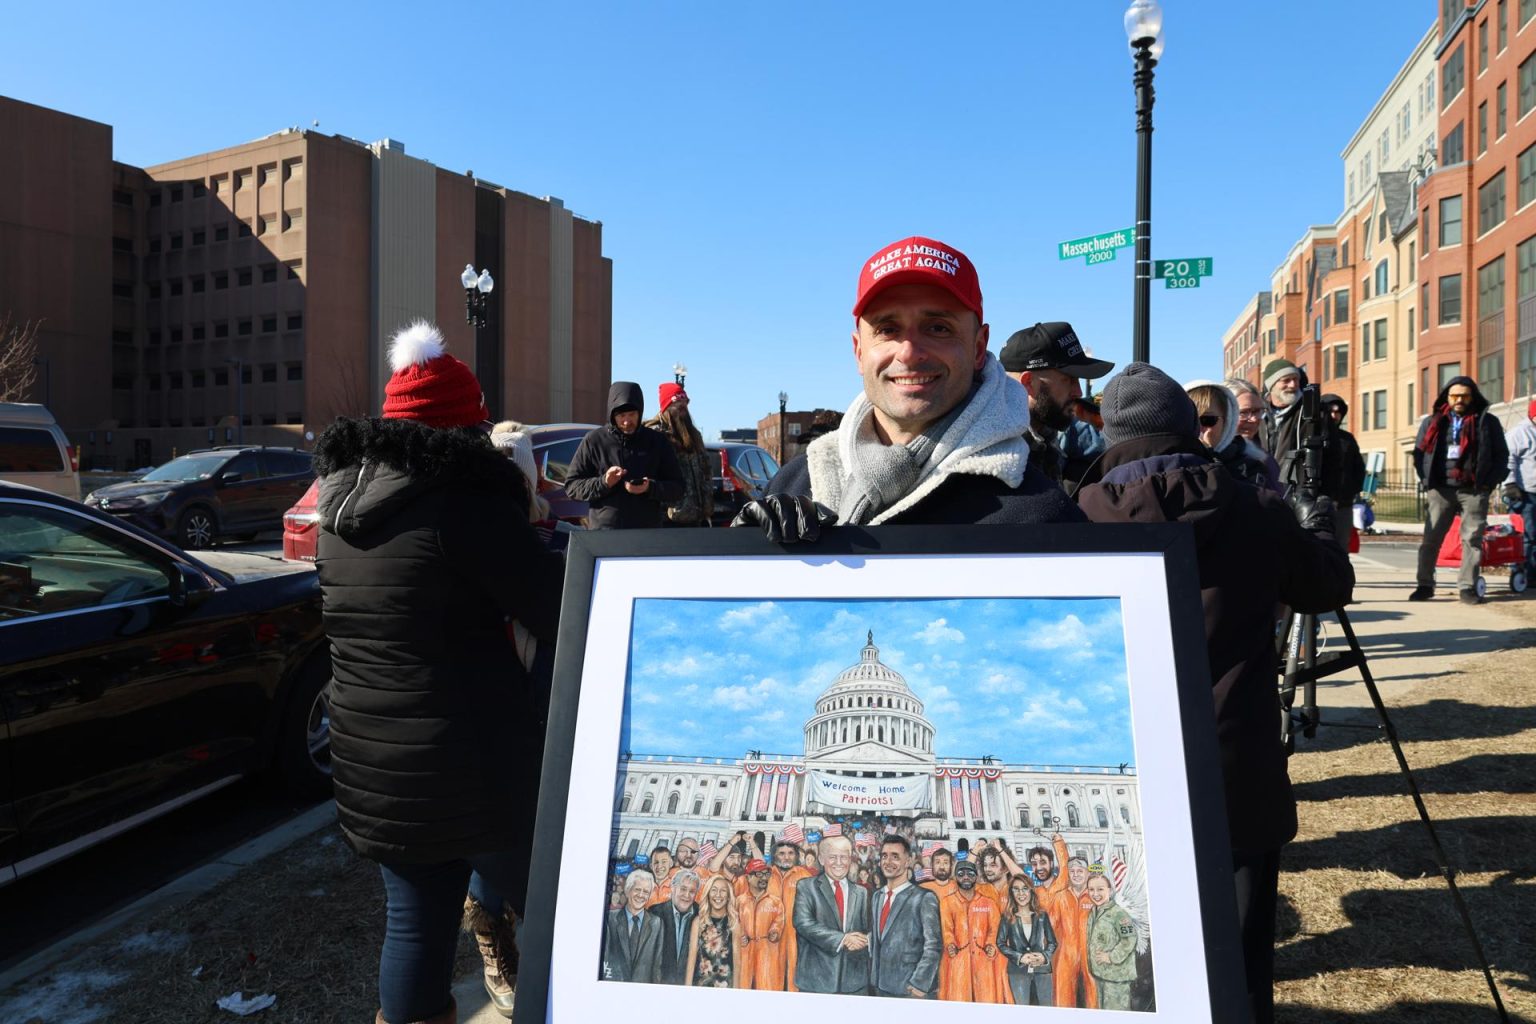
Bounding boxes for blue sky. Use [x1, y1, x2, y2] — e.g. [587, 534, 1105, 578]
[3, 2, 1431, 436]
[623, 597, 1133, 766]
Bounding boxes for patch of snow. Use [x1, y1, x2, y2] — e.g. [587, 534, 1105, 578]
[117, 930, 190, 956]
[0, 969, 129, 1024]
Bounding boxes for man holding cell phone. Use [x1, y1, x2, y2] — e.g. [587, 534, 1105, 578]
[565, 381, 685, 529]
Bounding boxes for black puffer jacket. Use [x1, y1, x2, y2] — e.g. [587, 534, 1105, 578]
[564, 382, 684, 529]
[1413, 376, 1511, 491]
[313, 417, 564, 864]
[1076, 435, 1354, 853]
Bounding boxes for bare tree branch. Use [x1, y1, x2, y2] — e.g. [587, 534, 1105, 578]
[0, 313, 42, 402]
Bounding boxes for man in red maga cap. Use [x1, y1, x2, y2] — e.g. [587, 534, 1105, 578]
[733, 235, 1084, 541]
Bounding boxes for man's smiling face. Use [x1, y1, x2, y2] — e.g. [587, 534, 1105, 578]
[852, 282, 988, 445]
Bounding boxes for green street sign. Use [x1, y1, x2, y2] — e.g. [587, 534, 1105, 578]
[1059, 228, 1136, 266]
[1155, 257, 1214, 289]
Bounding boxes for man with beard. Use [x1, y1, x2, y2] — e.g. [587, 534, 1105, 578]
[736, 860, 788, 990]
[938, 858, 1010, 1002]
[648, 869, 700, 985]
[1031, 835, 1095, 1008]
[772, 838, 815, 991]
[673, 837, 709, 885]
[734, 236, 1084, 543]
[921, 847, 958, 903]
[999, 321, 1115, 488]
[707, 830, 763, 896]
[1411, 376, 1511, 603]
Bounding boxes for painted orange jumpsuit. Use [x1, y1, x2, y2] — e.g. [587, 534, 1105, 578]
[647, 867, 677, 908]
[735, 890, 787, 991]
[777, 865, 814, 992]
[939, 892, 1012, 1003]
[1035, 836, 1096, 1008]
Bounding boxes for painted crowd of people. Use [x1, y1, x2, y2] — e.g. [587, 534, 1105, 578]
[599, 827, 1152, 1011]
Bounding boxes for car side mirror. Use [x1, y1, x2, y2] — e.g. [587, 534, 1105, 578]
[168, 562, 213, 610]
[219, 471, 243, 485]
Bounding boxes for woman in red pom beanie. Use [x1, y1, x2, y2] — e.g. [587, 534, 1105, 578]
[647, 382, 714, 526]
[312, 320, 562, 1024]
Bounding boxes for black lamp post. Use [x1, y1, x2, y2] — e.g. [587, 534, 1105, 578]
[1126, 0, 1164, 365]
[673, 362, 688, 387]
[777, 390, 788, 464]
[461, 263, 494, 328]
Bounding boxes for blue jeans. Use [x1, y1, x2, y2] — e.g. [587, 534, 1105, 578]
[1516, 494, 1536, 571]
[377, 852, 520, 1023]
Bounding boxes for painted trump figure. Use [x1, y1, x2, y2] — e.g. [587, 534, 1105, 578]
[792, 834, 871, 993]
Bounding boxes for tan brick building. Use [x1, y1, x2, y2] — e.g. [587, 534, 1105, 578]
[0, 95, 612, 469]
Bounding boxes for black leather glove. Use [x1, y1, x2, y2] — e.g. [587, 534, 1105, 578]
[1504, 483, 1523, 507]
[729, 494, 837, 543]
[1292, 492, 1337, 536]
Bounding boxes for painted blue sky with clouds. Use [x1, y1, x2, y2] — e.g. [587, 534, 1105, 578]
[624, 598, 1134, 767]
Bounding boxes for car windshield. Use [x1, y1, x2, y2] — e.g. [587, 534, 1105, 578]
[140, 454, 229, 483]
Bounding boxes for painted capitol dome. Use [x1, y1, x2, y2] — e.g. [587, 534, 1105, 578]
[804, 631, 937, 770]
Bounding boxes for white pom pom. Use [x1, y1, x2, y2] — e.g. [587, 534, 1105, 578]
[389, 320, 446, 372]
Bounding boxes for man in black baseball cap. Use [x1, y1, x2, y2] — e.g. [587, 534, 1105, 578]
[999, 322, 1115, 484]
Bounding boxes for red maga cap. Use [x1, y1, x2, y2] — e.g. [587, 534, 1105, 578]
[852, 236, 982, 323]
[745, 858, 770, 874]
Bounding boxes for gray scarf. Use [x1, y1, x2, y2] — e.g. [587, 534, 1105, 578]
[840, 390, 974, 525]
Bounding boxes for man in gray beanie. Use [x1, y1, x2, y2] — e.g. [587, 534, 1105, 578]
[1076, 362, 1354, 1024]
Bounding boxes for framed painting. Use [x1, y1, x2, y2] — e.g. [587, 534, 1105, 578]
[516, 524, 1247, 1022]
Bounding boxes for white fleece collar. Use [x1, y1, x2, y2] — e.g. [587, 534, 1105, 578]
[806, 354, 1031, 524]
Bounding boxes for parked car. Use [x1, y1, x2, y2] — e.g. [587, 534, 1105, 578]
[83, 445, 314, 549]
[282, 478, 322, 562]
[0, 482, 331, 885]
[0, 402, 79, 501]
[708, 442, 780, 525]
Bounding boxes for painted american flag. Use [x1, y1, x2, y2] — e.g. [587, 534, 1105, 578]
[822, 823, 843, 838]
[914, 866, 933, 882]
[855, 832, 878, 849]
[1111, 850, 1128, 890]
[921, 840, 943, 857]
[780, 823, 806, 846]
[697, 840, 718, 863]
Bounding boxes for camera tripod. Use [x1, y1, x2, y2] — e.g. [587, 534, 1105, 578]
[1278, 606, 1510, 1022]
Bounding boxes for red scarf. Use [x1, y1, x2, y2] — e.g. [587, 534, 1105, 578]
[1420, 406, 1479, 484]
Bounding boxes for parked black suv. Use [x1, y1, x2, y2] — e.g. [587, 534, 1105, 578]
[84, 446, 314, 549]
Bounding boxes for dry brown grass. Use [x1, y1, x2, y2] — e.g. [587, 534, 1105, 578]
[1275, 598, 1536, 1023]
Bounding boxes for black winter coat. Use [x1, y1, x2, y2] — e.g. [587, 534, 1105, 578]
[564, 382, 684, 529]
[767, 455, 1085, 526]
[1076, 434, 1355, 852]
[313, 417, 565, 864]
[1413, 376, 1511, 492]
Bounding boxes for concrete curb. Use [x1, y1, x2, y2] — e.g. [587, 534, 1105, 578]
[0, 801, 339, 992]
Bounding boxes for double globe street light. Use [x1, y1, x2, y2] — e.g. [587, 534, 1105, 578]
[461, 264, 494, 328]
[1126, 0, 1164, 365]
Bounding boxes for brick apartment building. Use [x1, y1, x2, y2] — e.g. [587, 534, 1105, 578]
[756, 408, 842, 466]
[0, 95, 612, 468]
[1223, 6, 1536, 479]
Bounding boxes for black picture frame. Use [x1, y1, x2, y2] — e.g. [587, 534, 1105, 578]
[516, 523, 1247, 1022]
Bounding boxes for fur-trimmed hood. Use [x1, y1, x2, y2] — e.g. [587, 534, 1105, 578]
[313, 416, 527, 540]
[805, 353, 1031, 524]
[1183, 378, 1238, 452]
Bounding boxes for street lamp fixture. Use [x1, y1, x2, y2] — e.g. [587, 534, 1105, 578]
[673, 362, 688, 386]
[778, 390, 788, 465]
[461, 263, 494, 328]
[1125, 0, 1164, 365]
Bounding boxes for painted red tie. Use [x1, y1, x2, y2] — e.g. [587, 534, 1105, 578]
[880, 889, 893, 933]
[834, 880, 845, 922]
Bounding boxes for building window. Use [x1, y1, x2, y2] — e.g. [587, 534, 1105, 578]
[238, 319, 252, 336]
[238, 220, 252, 237]
[111, 281, 133, 298]
[1334, 288, 1349, 324]
[286, 314, 303, 330]
[1375, 318, 1388, 360]
[214, 368, 228, 386]
[1334, 344, 1349, 379]
[191, 276, 205, 294]
[1479, 102, 1489, 154]
[1440, 274, 1463, 324]
[214, 272, 228, 290]
[192, 182, 206, 198]
[149, 190, 162, 208]
[191, 325, 205, 341]
[1440, 195, 1464, 246]
[169, 185, 183, 203]
[169, 373, 183, 390]
[1374, 390, 1388, 430]
[215, 321, 229, 338]
[191, 370, 206, 388]
[1362, 324, 1371, 363]
[1499, 81, 1509, 138]
[1479, 256, 1508, 402]
[1443, 121, 1465, 166]
[1407, 382, 1416, 424]
[1445, 43, 1466, 107]
[261, 364, 277, 383]
[1480, 170, 1508, 235]
[286, 363, 303, 381]
[1376, 259, 1389, 295]
[261, 316, 278, 334]
[1522, 52, 1536, 119]
[1500, 0, 1509, 51]
[148, 283, 161, 300]
[215, 226, 229, 242]
[1410, 307, 1416, 345]
[112, 189, 132, 207]
[169, 280, 183, 297]
[1422, 282, 1431, 327]
[261, 265, 277, 284]
[192, 229, 205, 246]
[170, 232, 183, 250]
[149, 238, 162, 254]
[1314, 316, 1323, 343]
[1480, 18, 1489, 74]
[237, 269, 252, 286]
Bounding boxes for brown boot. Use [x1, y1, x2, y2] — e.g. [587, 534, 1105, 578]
[375, 997, 456, 1024]
[462, 895, 518, 1018]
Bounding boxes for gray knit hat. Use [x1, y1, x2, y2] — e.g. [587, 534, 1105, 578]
[1262, 358, 1301, 391]
[1100, 362, 1199, 447]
